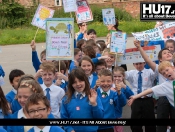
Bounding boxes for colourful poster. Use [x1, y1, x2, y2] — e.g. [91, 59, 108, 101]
[116, 45, 161, 64]
[75, 0, 93, 23]
[110, 31, 127, 54]
[102, 8, 115, 25]
[31, 4, 55, 30]
[132, 21, 175, 41]
[63, 0, 77, 13]
[46, 18, 74, 60]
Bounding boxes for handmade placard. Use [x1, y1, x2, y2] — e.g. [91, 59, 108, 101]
[63, 0, 77, 13]
[46, 18, 74, 60]
[102, 8, 115, 25]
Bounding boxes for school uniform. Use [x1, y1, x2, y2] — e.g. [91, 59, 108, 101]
[97, 88, 126, 131]
[0, 65, 5, 77]
[0, 127, 7, 132]
[11, 99, 21, 113]
[61, 91, 104, 132]
[69, 60, 77, 73]
[7, 109, 55, 132]
[88, 73, 98, 88]
[41, 83, 65, 118]
[96, 53, 101, 57]
[125, 68, 156, 132]
[0, 109, 11, 130]
[154, 64, 175, 132]
[6, 88, 16, 103]
[60, 80, 68, 92]
[28, 126, 64, 132]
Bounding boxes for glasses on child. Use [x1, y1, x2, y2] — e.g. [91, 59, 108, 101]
[28, 108, 47, 115]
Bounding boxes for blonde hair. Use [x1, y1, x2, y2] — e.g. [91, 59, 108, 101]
[40, 62, 55, 73]
[102, 48, 115, 57]
[158, 61, 173, 73]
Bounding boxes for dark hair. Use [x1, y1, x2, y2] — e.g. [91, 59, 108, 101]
[82, 46, 96, 59]
[95, 60, 107, 68]
[113, 19, 122, 32]
[9, 69, 25, 83]
[0, 86, 10, 115]
[40, 49, 46, 59]
[66, 68, 90, 103]
[98, 69, 113, 80]
[79, 56, 95, 74]
[25, 93, 50, 113]
[96, 40, 106, 51]
[77, 39, 86, 51]
[54, 60, 66, 73]
[74, 48, 81, 56]
[77, 22, 86, 29]
[86, 39, 96, 47]
[158, 48, 170, 61]
[87, 29, 96, 35]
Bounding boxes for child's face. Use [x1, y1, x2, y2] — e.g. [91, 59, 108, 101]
[160, 50, 172, 61]
[72, 77, 85, 93]
[11, 76, 21, 90]
[41, 55, 46, 63]
[96, 65, 106, 75]
[28, 101, 50, 119]
[18, 88, 32, 108]
[133, 62, 145, 71]
[160, 66, 175, 80]
[166, 42, 175, 54]
[113, 71, 124, 83]
[99, 75, 113, 92]
[81, 60, 93, 76]
[74, 51, 82, 62]
[88, 33, 96, 40]
[81, 43, 86, 49]
[42, 71, 55, 87]
[103, 52, 115, 68]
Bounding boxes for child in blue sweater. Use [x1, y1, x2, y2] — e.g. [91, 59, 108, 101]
[112, 67, 134, 132]
[26, 93, 64, 132]
[0, 65, 5, 77]
[97, 69, 127, 132]
[60, 68, 104, 132]
[6, 69, 25, 104]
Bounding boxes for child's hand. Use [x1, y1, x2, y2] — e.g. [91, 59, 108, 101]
[56, 72, 68, 82]
[94, 79, 100, 90]
[88, 89, 97, 106]
[35, 69, 43, 78]
[115, 83, 121, 95]
[55, 78, 62, 86]
[30, 40, 36, 51]
[134, 40, 141, 48]
[98, 55, 110, 60]
[128, 96, 136, 106]
[71, 131, 75, 132]
[119, 81, 126, 89]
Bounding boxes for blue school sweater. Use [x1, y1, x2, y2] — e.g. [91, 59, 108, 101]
[77, 33, 84, 41]
[69, 61, 77, 73]
[7, 110, 55, 132]
[115, 86, 134, 118]
[97, 88, 127, 130]
[28, 126, 64, 132]
[6, 90, 16, 103]
[11, 99, 21, 113]
[96, 53, 101, 58]
[0, 127, 7, 132]
[90, 73, 98, 88]
[0, 65, 5, 77]
[61, 94, 104, 132]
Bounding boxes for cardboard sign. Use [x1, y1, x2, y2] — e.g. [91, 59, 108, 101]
[63, 0, 77, 13]
[102, 8, 115, 25]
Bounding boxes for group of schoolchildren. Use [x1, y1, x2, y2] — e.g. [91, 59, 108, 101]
[0, 20, 175, 132]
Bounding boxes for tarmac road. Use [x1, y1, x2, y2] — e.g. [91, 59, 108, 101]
[0, 36, 137, 132]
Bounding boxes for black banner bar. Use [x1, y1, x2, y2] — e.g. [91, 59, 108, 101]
[1, 119, 175, 126]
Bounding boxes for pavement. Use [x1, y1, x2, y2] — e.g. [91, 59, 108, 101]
[0, 36, 137, 132]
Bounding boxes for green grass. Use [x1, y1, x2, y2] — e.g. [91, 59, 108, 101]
[0, 21, 156, 45]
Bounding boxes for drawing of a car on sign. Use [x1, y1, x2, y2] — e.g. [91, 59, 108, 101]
[162, 27, 175, 39]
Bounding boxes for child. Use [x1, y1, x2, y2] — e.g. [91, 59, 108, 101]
[0, 86, 11, 130]
[0, 65, 5, 77]
[95, 60, 107, 75]
[60, 68, 104, 132]
[87, 29, 97, 41]
[25, 93, 64, 132]
[40, 62, 65, 118]
[77, 39, 86, 51]
[97, 69, 126, 132]
[86, 39, 101, 57]
[69, 48, 82, 72]
[96, 40, 107, 52]
[134, 40, 174, 132]
[125, 61, 156, 132]
[7, 76, 46, 132]
[128, 61, 175, 132]
[165, 39, 175, 54]
[76, 22, 88, 41]
[6, 69, 25, 104]
[112, 67, 134, 132]
[79, 56, 98, 88]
